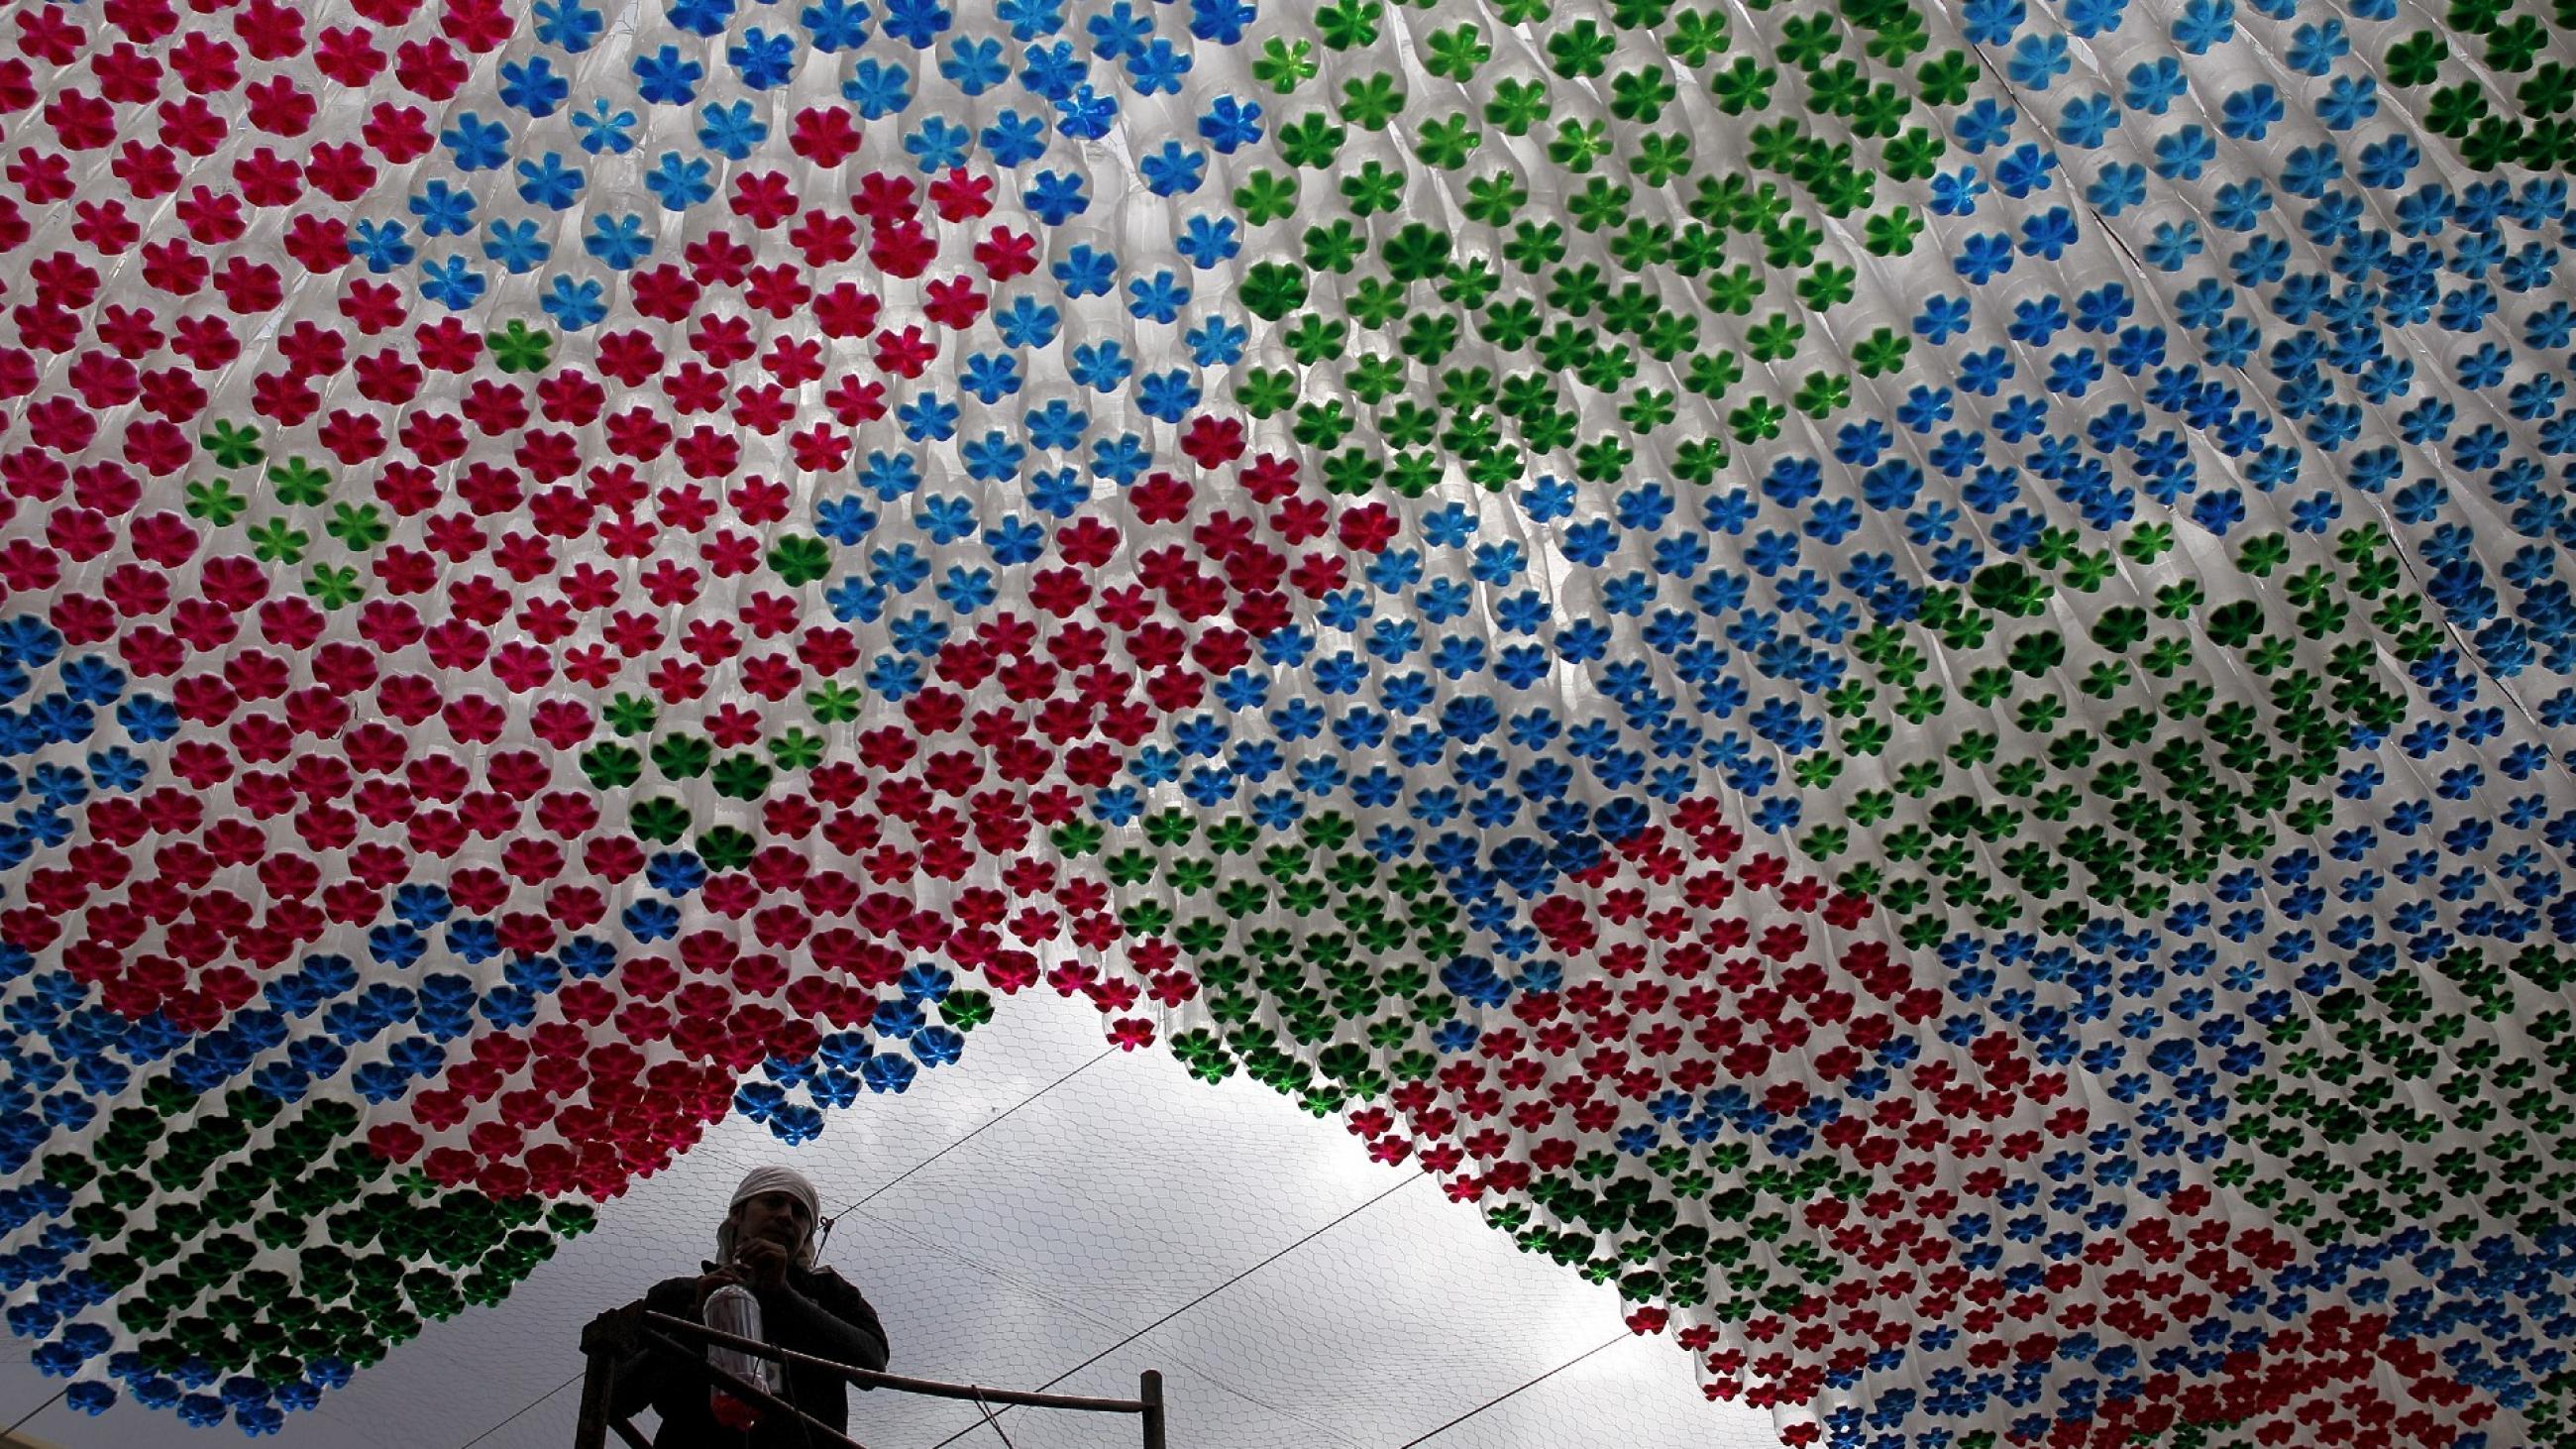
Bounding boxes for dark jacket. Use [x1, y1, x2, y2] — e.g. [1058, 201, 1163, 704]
[610, 1261, 891, 1448]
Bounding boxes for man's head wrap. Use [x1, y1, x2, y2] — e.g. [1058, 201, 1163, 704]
[716, 1165, 822, 1268]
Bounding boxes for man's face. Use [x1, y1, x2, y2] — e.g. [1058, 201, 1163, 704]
[733, 1189, 811, 1259]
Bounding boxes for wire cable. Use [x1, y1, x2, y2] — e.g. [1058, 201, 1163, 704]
[449, 1368, 585, 1449]
[924, 1171, 1428, 1449]
[2, 1383, 65, 1438]
[1394, 1332, 1628, 1448]
[443, 1050, 1116, 1449]
[856, 1210, 1366, 1448]
[970, 1388, 1019, 1449]
[815, 1050, 1115, 1266]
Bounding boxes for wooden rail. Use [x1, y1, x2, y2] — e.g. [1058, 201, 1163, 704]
[574, 1302, 1166, 1449]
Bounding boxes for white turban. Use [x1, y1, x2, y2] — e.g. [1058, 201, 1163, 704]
[717, 1166, 823, 1267]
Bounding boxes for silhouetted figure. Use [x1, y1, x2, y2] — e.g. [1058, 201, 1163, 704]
[610, 1167, 890, 1447]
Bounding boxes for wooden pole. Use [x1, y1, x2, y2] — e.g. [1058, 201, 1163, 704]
[590, 1303, 1167, 1445]
[642, 1311, 1157, 1413]
[1139, 1370, 1165, 1449]
[572, 1308, 635, 1449]
[634, 1329, 870, 1449]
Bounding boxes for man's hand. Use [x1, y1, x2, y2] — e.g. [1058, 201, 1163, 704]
[734, 1237, 792, 1290]
[692, 1267, 744, 1312]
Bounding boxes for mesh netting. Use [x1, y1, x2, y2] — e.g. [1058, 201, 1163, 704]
[0, 0, 2574, 1445]
[6, 999, 1750, 1446]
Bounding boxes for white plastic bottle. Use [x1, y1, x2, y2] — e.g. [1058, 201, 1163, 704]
[703, 1283, 779, 1430]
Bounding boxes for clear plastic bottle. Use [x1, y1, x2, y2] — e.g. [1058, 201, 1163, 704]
[703, 1283, 779, 1431]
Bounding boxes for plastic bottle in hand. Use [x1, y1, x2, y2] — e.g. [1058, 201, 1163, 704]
[703, 1283, 778, 1430]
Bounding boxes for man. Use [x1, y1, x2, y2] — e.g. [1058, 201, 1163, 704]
[611, 1166, 891, 1447]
